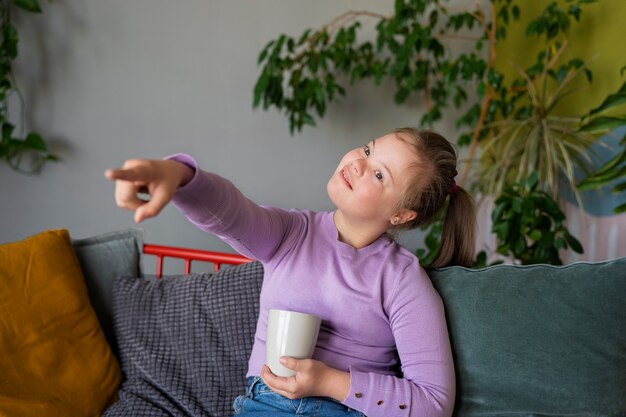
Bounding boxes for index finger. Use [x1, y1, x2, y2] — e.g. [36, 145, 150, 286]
[104, 167, 143, 182]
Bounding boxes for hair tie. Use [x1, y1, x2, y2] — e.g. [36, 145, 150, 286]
[450, 169, 458, 195]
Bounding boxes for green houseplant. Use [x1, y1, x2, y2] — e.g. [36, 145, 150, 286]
[252, 0, 602, 191]
[0, 0, 57, 174]
[251, 0, 623, 265]
[491, 172, 583, 264]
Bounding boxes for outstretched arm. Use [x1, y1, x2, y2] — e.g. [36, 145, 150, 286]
[106, 155, 300, 262]
[165, 154, 301, 262]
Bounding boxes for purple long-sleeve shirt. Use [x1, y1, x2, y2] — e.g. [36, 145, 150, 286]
[169, 154, 455, 417]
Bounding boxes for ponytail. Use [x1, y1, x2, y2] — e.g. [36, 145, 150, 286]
[427, 185, 476, 269]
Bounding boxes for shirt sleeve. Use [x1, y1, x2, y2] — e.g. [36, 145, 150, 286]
[342, 265, 455, 417]
[166, 153, 298, 262]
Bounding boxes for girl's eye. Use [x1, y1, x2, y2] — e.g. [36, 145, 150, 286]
[363, 145, 370, 157]
[375, 171, 383, 181]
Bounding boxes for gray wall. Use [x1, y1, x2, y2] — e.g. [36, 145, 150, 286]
[4, 0, 623, 268]
[1, 0, 441, 268]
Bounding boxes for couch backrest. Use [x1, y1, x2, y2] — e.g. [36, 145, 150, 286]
[74, 229, 626, 416]
[429, 258, 626, 416]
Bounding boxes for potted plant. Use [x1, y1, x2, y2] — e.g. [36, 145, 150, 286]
[251, 0, 623, 264]
[491, 172, 583, 264]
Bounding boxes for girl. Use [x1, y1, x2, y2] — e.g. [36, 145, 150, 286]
[105, 127, 476, 417]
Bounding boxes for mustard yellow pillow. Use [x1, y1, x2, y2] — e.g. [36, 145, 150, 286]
[0, 229, 121, 417]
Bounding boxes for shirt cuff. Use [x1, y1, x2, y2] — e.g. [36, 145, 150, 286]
[164, 153, 199, 191]
[342, 367, 411, 417]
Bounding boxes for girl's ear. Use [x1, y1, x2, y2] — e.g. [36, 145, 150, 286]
[391, 209, 417, 226]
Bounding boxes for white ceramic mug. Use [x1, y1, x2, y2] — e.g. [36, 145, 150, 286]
[266, 309, 321, 377]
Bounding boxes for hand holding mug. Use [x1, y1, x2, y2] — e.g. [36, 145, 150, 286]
[261, 357, 348, 400]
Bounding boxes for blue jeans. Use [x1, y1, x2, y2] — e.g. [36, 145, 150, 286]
[232, 377, 366, 417]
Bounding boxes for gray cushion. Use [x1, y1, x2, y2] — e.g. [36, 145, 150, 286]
[72, 228, 144, 354]
[429, 258, 626, 416]
[103, 261, 264, 417]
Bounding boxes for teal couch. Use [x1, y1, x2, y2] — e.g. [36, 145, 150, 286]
[74, 229, 625, 417]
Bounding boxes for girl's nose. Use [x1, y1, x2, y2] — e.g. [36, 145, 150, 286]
[351, 158, 366, 176]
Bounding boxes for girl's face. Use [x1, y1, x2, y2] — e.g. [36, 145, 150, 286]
[327, 133, 418, 225]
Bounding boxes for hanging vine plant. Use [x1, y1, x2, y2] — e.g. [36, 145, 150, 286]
[0, 0, 57, 174]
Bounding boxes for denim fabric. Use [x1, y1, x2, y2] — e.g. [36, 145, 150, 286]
[233, 377, 366, 417]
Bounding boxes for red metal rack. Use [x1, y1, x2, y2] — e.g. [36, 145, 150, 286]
[143, 243, 252, 277]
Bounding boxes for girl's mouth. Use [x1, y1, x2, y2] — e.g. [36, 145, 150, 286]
[341, 169, 352, 190]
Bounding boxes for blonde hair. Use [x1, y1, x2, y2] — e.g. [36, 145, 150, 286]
[392, 128, 476, 269]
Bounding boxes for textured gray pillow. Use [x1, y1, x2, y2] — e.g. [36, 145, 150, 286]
[429, 258, 626, 417]
[104, 261, 264, 417]
[72, 228, 144, 354]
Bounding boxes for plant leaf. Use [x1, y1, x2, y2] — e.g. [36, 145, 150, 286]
[24, 132, 47, 151]
[564, 232, 584, 254]
[2, 123, 15, 141]
[3, 25, 19, 59]
[591, 149, 626, 177]
[555, 237, 566, 249]
[252, 72, 270, 108]
[492, 201, 508, 222]
[614, 201, 626, 214]
[12, 0, 42, 12]
[514, 237, 527, 255]
[301, 112, 315, 127]
[613, 180, 626, 193]
[588, 81, 626, 116]
[578, 116, 626, 133]
[529, 230, 542, 241]
[578, 165, 626, 190]
[526, 171, 539, 189]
